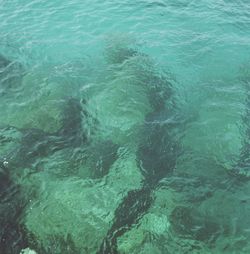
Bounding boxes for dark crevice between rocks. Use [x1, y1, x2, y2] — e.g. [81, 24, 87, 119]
[58, 97, 86, 146]
[97, 115, 179, 254]
[169, 206, 224, 246]
[98, 187, 153, 254]
[137, 111, 180, 188]
[97, 78, 180, 254]
[146, 74, 173, 113]
[0, 162, 29, 254]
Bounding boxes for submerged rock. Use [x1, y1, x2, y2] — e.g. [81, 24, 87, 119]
[0, 67, 85, 133]
[3, 39, 180, 254]
[84, 57, 152, 146]
[0, 73, 62, 133]
[84, 53, 173, 149]
[116, 187, 174, 254]
[96, 41, 179, 253]
[23, 152, 142, 253]
[8, 97, 86, 175]
[104, 35, 138, 64]
[169, 206, 221, 244]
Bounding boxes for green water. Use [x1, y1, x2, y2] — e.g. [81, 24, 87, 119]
[1, 0, 250, 253]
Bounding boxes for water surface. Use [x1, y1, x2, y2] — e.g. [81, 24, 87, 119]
[1, 0, 250, 253]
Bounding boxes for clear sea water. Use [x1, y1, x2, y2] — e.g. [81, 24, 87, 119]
[1, 0, 250, 253]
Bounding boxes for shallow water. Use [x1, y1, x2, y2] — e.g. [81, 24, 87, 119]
[1, 0, 250, 253]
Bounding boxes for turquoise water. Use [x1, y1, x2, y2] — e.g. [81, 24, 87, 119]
[1, 0, 250, 253]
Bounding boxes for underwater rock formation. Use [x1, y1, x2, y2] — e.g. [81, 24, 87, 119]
[11, 41, 172, 253]
[1, 40, 180, 254]
[98, 187, 153, 254]
[169, 206, 221, 244]
[0, 97, 88, 253]
[97, 46, 180, 253]
[19, 43, 150, 252]
[23, 152, 142, 253]
[4, 98, 84, 168]
[0, 54, 94, 133]
[97, 120, 180, 253]
[0, 72, 69, 133]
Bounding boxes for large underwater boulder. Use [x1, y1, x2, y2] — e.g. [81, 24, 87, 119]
[83, 46, 172, 148]
[0, 57, 88, 133]
[23, 151, 142, 253]
[116, 187, 175, 254]
[0, 72, 71, 133]
[84, 55, 152, 146]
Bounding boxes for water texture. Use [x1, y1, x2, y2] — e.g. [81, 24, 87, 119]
[1, 0, 250, 253]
